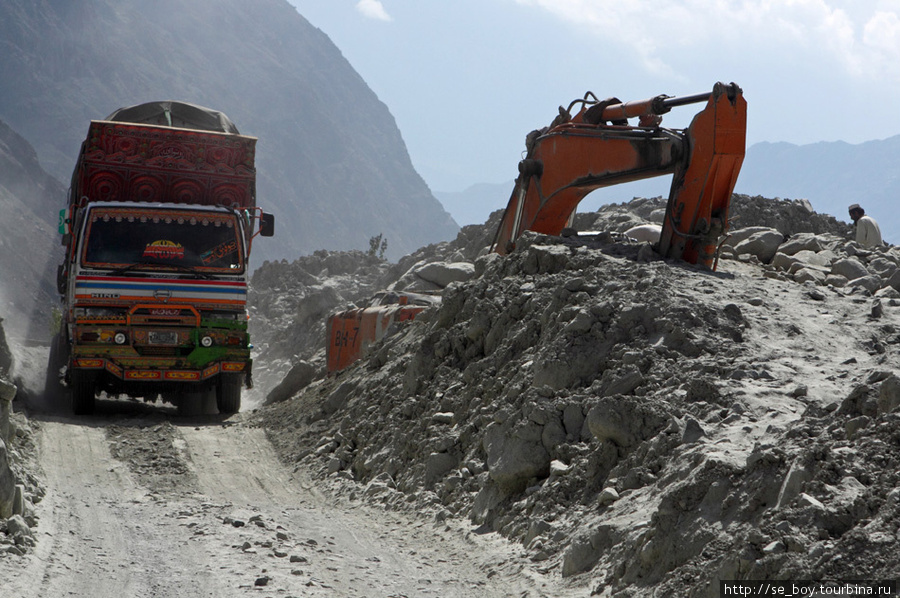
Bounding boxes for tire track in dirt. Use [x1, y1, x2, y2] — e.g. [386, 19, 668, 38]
[178, 422, 544, 597]
[2, 418, 229, 598]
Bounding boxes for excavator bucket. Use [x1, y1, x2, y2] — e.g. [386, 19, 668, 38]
[657, 83, 747, 267]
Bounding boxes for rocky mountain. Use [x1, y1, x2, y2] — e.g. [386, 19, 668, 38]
[435, 183, 515, 227]
[0, 119, 63, 344]
[0, 0, 458, 264]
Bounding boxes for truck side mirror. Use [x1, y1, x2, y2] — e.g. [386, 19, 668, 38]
[260, 212, 275, 237]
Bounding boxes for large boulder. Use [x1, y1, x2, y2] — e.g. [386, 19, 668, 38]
[847, 274, 884, 294]
[831, 257, 869, 281]
[483, 421, 550, 494]
[725, 226, 774, 247]
[878, 375, 900, 414]
[0, 320, 10, 377]
[794, 268, 827, 285]
[414, 261, 475, 288]
[778, 233, 825, 255]
[733, 229, 785, 264]
[586, 396, 669, 449]
[0, 377, 15, 443]
[265, 360, 317, 404]
[888, 269, 900, 292]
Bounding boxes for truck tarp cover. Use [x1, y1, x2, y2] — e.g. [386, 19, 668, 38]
[105, 101, 240, 134]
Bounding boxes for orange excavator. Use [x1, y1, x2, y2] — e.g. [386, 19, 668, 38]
[327, 82, 746, 372]
[491, 81, 746, 267]
[326, 291, 438, 372]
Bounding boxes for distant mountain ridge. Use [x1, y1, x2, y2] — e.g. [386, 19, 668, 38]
[0, 0, 458, 263]
[735, 136, 900, 243]
[436, 136, 900, 244]
[435, 183, 514, 228]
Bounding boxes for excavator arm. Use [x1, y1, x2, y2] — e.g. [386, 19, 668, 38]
[491, 82, 746, 268]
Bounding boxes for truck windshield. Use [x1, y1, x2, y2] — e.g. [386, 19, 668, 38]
[81, 207, 244, 273]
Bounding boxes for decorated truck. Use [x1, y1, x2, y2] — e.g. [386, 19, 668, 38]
[46, 101, 274, 415]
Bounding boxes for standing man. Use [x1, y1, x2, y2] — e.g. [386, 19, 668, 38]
[848, 204, 883, 248]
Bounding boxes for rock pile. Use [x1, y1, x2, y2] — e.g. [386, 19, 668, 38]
[249, 218, 501, 401]
[256, 194, 900, 595]
[727, 227, 900, 294]
[249, 249, 392, 396]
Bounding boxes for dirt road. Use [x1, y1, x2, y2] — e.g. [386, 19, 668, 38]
[1, 403, 553, 597]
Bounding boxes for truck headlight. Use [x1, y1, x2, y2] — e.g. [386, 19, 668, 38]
[200, 335, 214, 347]
[114, 332, 127, 345]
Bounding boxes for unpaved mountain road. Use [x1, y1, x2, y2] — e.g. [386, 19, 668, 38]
[1, 402, 561, 598]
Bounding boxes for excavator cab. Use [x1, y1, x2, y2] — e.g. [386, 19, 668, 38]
[491, 82, 747, 269]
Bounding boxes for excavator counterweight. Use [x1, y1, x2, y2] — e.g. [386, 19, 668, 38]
[491, 82, 747, 268]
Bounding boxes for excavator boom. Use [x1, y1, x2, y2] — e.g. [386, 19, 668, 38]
[491, 82, 747, 268]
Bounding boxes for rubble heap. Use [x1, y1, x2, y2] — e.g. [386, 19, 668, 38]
[255, 194, 900, 595]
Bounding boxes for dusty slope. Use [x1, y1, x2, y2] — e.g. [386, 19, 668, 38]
[247, 216, 501, 405]
[0, 119, 63, 346]
[255, 196, 900, 596]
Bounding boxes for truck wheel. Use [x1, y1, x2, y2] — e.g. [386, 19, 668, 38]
[216, 374, 242, 414]
[71, 369, 97, 415]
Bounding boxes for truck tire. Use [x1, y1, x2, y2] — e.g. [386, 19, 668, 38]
[71, 369, 97, 415]
[216, 374, 242, 414]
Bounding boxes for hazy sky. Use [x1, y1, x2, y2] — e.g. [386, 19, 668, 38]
[287, 0, 900, 194]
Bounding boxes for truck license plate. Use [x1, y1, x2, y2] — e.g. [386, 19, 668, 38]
[148, 331, 178, 345]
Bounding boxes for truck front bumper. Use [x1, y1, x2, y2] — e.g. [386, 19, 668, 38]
[71, 355, 248, 382]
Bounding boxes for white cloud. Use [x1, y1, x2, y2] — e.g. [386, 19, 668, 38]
[513, 0, 900, 80]
[356, 0, 392, 22]
[862, 11, 900, 72]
